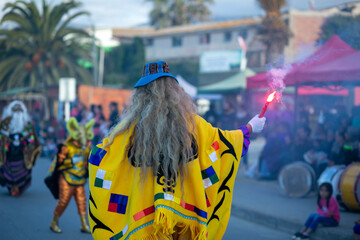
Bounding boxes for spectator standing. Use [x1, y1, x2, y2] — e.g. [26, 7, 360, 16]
[108, 102, 120, 130]
[294, 126, 312, 162]
[92, 105, 106, 145]
[258, 122, 291, 179]
[204, 103, 219, 127]
[221, 101, 237, 130]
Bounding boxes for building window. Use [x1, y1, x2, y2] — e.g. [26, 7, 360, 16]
[172, 37, 182, 47]
[224, 32, 232, 42]
[238, 30, 247, 39]
[144, 38, 154, 46]
[199, 33, 211, 44]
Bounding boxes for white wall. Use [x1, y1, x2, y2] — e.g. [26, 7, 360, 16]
[144, 27, 256, 61]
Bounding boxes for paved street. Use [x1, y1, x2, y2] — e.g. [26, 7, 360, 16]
[225, 216, 290, 239]
[0, 157, 289, 240]
[0, 158, 91, 240]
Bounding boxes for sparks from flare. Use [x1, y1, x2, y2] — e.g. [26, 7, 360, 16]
[267, 91, 276, 102]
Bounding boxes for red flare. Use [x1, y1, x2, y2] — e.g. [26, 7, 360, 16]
[259, 91, 277, 118]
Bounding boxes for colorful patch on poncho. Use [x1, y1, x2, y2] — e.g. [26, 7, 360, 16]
[208, 141, 219, 162]
[108, 194, 128, 214]
[202, 166, 219, 188]
[94, 169, 114, 190]
[110, 225, 128, 240]
[154, 193, 207, 219]
[133, 206, 155, 221]
[89, 146, 107, 166]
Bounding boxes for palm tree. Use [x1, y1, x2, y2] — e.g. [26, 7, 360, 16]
[256, 0, 292, 65]
[0, 0, 92, 91]
[147, 0, 213, 29]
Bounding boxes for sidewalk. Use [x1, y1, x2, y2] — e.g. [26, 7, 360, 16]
[231, 137, 357, 240]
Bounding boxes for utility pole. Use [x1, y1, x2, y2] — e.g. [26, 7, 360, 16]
[99, 47, 105, 87]
[91, 24, 99, 86]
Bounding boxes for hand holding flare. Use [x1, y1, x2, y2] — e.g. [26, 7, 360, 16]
[246, 91, 274, 133]
[259, 91, 276, 118]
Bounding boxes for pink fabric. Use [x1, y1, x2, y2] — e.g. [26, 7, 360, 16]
[70, 109, 78, 117]
[317, 196, 340, 223]
[246, 35, 356, 89]
[297, 86, 349, 96]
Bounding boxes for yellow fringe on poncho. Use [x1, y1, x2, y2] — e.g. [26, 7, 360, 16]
[88, 115, 243, 240]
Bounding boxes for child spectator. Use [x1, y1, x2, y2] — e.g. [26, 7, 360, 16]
[293, 182, 340, 239]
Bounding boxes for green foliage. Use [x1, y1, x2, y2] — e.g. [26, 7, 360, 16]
[256, 0, 286, 15]
[319, 14, 360, 50]
[0, 0, 92, 91]
[256, 0, 291, 64]
[147, 0, 213, 29]
[168, 60, 199, 86]
[103, 37, 145, 88]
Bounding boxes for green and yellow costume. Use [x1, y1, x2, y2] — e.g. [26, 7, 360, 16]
[57, 141, 89, 186]
[46, 117, 94, 233]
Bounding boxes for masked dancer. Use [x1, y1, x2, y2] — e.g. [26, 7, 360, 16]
[47, 117, 94, 233]
[0, 100, 41, 196]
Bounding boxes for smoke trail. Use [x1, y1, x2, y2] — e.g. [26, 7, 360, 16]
[264, 41, 326, 101]
[265, 56, 291, 101]
[267, 66, 290, 91]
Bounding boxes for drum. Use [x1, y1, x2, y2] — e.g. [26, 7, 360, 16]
[338, 163, 360, 211]
[278, 161, 316, 198]
[317, 165, 345, 198]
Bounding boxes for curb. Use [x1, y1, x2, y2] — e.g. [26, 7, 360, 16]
[231, 204, 352, 240]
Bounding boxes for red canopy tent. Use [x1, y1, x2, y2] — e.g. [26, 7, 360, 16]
[246, 35, 356, 89]
[297, 86, 349, 96]
[296, 50, 360, 83]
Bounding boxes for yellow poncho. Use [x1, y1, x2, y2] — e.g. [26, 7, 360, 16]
[88, 115, 243, 240]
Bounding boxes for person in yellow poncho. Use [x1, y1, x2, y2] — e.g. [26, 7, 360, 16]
[88, 61, 266, 240]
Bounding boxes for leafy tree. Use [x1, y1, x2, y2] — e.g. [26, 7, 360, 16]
[147, 0, 213, 29]
[169, 60, 199, 86]
[319, 14, 360, 50]
[256, 0, 292, 65]
[103, 37, 145, 88]
[0, 0, 92, 91]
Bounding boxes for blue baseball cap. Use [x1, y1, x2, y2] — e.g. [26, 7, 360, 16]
[134, 61, 178, 88]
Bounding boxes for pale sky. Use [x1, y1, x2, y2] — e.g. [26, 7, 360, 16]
[0, 0, 357, 28]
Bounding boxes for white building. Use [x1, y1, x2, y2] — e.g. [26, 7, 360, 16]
[112, 18, 265, 72]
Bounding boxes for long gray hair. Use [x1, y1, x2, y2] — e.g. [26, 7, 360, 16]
[2, 100, 30, 134]
[105, 77, 197, 185]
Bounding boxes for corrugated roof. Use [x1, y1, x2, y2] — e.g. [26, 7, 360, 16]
[112, 18, 260, 38]
[112, 27, 155, 38]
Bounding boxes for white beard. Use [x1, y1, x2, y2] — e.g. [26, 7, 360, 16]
[9, 112, 28, 134]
